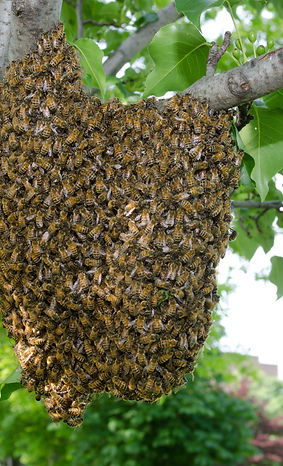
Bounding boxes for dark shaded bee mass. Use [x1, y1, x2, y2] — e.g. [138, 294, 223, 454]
[0, 24, 243, 426]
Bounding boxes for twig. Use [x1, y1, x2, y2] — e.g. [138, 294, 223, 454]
[234, 210, 252, 237]
[231, 201, 283, 209]
[206, 31, 231, 77]
[249, 208, 269, 234]
[83, 19, 120, 28]
[76, 0, 83, 39]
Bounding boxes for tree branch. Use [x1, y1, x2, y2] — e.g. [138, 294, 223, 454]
[83, 19, 120, 28]
[184, 48, 283, 110]
[206, 31, 231, 77]
[0, 0, 12, 80]
[103, 2, 182, 76]
[231, 201, 283, 209]
[1, 2, 283, 115]
[6, 0, 62, 67]
[76, 0, 83, 39]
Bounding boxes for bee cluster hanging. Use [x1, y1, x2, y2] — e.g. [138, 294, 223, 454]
[0, 23, 243, 426]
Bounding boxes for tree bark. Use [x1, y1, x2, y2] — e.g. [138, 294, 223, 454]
[185, 48, 283, 110]
[0, 0, 282, 113]
[0, 0, 12, 80]
[103, 2, 182, 76]
[2, 0, 62, 73]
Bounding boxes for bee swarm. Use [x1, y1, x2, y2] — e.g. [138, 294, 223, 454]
[0, 24, 243, 426]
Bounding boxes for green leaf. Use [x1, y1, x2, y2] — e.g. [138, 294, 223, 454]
[230, 208, 276, 259]
[0, 367, 23, 401]
[134, 11, 158, 28]
[269, 256, 283, 299]
[60, 2, 77, 42]
[0, 366, 22, 385]
[277, 212, 283, 228]
[175, 0, 224, 28]
[0, 383, 23, 401]
[240, 106, 283, 201]
[143, 22, 209, 97]
[263, 89, 283, 110]
[73, 39, 106, 98]
[271, 0, 283, 18]
[155, 0, 171, 8]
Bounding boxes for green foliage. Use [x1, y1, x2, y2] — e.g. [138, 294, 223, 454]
[269, 256, 283, 299]
[0, 375, 258, 466]
[73, 38, 106, 98]
[143, 22, 209, 97]
[240, 105, 283, 201]
[175, 0, 224, 29]
[0, 367, 22, 401]
[230, 179, 282, 260]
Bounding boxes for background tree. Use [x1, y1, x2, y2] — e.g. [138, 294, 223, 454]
[0, 1, 283, 465]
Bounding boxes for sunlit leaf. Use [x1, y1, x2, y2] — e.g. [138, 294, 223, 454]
[263, 89, 283, 110]
[240, 106, 283, 201]
[0, 367, 23, 401]
[144, 22, 209, 97]
[60, 2, 77, 42]
[175, 0, 224, 28]
[269, 256, 283, 299]
[73, 39, 106, 98]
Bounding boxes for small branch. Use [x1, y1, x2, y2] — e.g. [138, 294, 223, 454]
[83, 19, 120, 28]
[103, 2, 182, 76]
[234, 210, 252, 237]
[76, 0, 83, 39]
[249, 208, 269, 233]
[206, 31, 231, 77]
[231, 201, 283, 209]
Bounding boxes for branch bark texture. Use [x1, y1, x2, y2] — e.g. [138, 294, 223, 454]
[7, 0, 62, 67]
[0, 0, 12, 80]
[185, 48, 283, 110]
[231, 201, 283, 209]
[103, 2, 182, 76]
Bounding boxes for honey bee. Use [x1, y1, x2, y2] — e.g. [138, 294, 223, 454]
[152, 317, 163, 332]
[173, 225, 183, 243]
[45, 95, 57, 112]
[65, 128, 80, 145]
[147, 357, 157, 373]
[141, 123, 149, 139]
[88, 224, 103, 239]
[229, 228, 238, 241]
[53, 116, 66, 128]
[40, 139, 52, 156]
[50, 51, 64, 67]
[135, 315, 145, 333]
[159, 351, 174, 363]
[89, 379, 104, 391]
